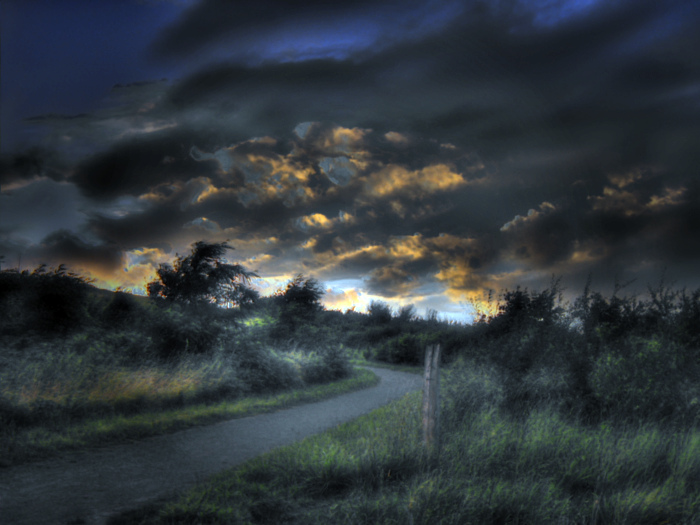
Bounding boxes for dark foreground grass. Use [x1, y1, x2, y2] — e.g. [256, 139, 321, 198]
[0, 367, 378, 467]
[117, 364, 700, 525]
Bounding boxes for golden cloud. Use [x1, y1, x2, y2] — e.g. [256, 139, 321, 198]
[298, 213, 333, 230]
[323, 287, 364, 311]
[364, 163, 466, 198]
[387, 234, 429, 260]
[647, 186, 686, 209]
[80, 246, 173, 293]
[296, 211, 355, 233]
[320, 126, 370, 154]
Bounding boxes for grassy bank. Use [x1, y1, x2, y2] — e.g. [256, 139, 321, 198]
[0, 365, 377, 467]
[117, 361, 700, 525]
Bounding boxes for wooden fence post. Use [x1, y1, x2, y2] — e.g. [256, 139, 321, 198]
[422, 343, 441, 461]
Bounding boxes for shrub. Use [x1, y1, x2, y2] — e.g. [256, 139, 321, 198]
[590, 337, 688, 422]
[0, 265, 92, 336]
[375, 333, 425, 365]
[149, 306, 223, 359]
[321, 345, 352, 380]
[227, 339, 301, 393]
[300, 346, 352, 385]
[102, 291, 141, 328]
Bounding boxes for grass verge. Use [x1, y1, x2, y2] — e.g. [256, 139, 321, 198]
[0, 367, 378, 468]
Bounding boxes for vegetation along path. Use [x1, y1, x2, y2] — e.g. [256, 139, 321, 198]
[0, 366, 422, 525]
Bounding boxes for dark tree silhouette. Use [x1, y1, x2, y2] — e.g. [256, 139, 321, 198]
[147, 241, 259, 307]
[272, 274, 325, 339]
[368, 300, 392, 324]
[276, 274, 325, 310]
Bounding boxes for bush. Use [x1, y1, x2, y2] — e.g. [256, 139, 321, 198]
[226, 338, 301, 393]
[300, 346, 352, 385]
[321, 346, 352, 380]
[149, 305, 224, 359]
[375, 333, 425, 365]
[590, 337, 690, 422]
[102, 291, 141, 328]
[0, 265, 92, 336]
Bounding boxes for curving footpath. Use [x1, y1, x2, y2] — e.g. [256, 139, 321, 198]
[0, 367, 422, 525]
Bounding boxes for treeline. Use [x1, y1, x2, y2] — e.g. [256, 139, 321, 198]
[2, 241, 700, 427]
[0, 242, 466, 363]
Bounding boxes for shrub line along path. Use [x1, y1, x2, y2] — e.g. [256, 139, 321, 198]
[0, 367, 422, 525]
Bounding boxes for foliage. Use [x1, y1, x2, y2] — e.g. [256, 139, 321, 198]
[272, 274, 326, 341]
[301, 346, 353, 384]
[375, 333, 427, 365]
[0, 264, 94, 336]
[368, 300, 392, 324]
[275, 273, 325, 310]
[590, 337, 693, 422]
[147, 241, 259, 308]
[487, 278, 565, 334]
[396, 303, 417, 323]
[149, 304, 225, 358]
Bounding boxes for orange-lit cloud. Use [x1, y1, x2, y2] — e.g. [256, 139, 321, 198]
[323, 287, 364, 311]
[647, 186, 686, 209]
[320, 126, 370, 154]
[364, 163, 466, 199]
[296, 211, 355, 232]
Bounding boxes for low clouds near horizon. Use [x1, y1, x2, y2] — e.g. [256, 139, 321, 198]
[2, 0, 699, 318]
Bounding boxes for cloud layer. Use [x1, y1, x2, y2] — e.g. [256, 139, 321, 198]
[1, 0, 699, 316]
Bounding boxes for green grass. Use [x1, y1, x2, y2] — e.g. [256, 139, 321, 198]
[0, 367, 378, 467]
[117, 363, 700, 525]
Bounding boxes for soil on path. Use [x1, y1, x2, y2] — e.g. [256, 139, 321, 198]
[0, 367, 422, 525]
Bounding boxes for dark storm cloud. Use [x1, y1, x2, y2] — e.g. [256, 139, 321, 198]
[160, 0, 700, 176]
[0, 147, 66, 186]
[30, 230, 125, 275]
[150, 0, 457, 62]
[491, 166, 700, 293]
[72, 129, 217, 200]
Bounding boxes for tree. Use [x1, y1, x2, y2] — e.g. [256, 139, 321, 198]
[276, 274, 325, 310]
[368, 300, 392, 324]
[147, 241, 259, 307]
[272, 274, 325, 339]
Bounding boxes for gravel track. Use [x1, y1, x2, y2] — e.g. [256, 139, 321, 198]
[0, 367, 422, 525]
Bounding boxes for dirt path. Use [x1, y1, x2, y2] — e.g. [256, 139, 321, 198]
[0, 367, 422, 525]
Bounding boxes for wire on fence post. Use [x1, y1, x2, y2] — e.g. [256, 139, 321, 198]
[422, 343, 441, 465]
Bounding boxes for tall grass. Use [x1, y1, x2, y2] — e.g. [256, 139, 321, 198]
[0, 334, 365, 466]
[0, 344, 240, 427]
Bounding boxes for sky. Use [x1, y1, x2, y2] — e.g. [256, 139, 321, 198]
[1, 0, 699, 321]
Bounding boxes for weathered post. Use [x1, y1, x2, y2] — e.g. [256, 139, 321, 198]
[422, 344, 441, 462]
